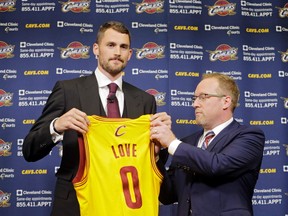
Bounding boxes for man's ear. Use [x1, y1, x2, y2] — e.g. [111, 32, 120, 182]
[93, 43, 99, 57]
[127, 48, 133, 61]
[223, 95, 232, 110]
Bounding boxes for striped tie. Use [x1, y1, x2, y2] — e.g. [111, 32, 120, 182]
[201, 131, 215, 150]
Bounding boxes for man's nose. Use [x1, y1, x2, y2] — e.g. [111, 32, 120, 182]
[192, 100, 199, 108]
[114, 46, 121, 55]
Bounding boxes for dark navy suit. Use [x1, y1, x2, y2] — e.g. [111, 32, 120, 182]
[23, 74, 157, 216]
[159, 120, 265, 216]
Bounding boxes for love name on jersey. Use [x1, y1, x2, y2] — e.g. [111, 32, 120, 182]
[111, 143, 137, 159]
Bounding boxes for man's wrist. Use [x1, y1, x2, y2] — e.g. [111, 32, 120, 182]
[50, 118, 64, 143]
[53, 118, 61, 134]
[168, 139, 181, 155]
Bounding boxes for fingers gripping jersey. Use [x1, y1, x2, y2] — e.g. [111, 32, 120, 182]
[73, 115, 163, 216]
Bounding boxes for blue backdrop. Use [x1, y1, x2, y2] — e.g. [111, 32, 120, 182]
[1, 0, 288, 215]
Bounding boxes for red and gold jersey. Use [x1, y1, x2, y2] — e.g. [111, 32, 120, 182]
[73, 115, 163, 216]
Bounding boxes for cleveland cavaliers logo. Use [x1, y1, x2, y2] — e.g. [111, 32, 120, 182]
[0, 139, 12, 156]
[276, 3, 288, 18]
[115, 125, 126, 137]
[278, 49, 288, 63]
[207, 44, 238, 62]
[206, 0, 236, 16]
[0, 41, 14, 59]
[283, 144, 288, 156]
[280, 97, 288, 109]
[146, 89, 166, 106]
[0, 190, 11, 207]
[135, 42, 165, 60]
[56, 144, 63, 157]
[59, 0, 90, 13]
[134, 0, 164, 14]
[58, 41, 90, 59]
[0, 89, 13, 107]
[0, 0, 16, 12]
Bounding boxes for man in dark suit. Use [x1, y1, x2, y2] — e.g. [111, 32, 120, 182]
[151, 73, 265, 216]
[23, 21, 170, 216]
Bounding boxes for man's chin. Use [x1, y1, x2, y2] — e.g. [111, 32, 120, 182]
[195, 119, 201, 126]
[108, 68, 124, 75]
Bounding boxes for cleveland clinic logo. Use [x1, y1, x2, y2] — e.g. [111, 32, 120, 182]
[59, 0, 90, 13]
[0, 0, 16, 12]
[206, 44, 238, 62]
[58, 41, 90, 59]
[206, 0, 236, 16]
[134, 0, 164, 14]
[135, 42, 165, 60]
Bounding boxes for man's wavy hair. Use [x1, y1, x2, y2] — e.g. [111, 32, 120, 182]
[96, 21, 131, 46]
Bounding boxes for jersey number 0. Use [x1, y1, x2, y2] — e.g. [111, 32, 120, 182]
[120, 166, 142, 209]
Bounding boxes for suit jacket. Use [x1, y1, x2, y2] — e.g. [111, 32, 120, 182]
[22, 74, 157, 216]
[159, 120, 265, 216]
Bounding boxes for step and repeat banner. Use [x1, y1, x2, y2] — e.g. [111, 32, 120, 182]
[1, 0, 288, 215]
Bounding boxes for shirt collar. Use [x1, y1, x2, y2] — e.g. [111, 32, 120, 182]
[207, 117, 233, 136]
[95, 68, 123, 91]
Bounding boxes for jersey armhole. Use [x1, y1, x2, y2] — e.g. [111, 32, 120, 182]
[72, 135, 88, 185]
[150, 141, 164, 181]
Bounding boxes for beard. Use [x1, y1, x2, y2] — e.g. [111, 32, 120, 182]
[99, 57, 127, 75]
[195, 115, 206, 127]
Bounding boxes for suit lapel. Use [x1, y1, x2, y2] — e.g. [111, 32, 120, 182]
[122, 81, 142, 118]
[207, 120, 239, 151]
[181, 130, 203, 147]
[77, 75, 102, 115]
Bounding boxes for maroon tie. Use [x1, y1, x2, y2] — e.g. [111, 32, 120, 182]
[107, 83, 120, 118]
[201, 131, 215, 150]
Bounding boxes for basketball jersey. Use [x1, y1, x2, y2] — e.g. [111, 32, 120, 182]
[73, 115, 163, 216]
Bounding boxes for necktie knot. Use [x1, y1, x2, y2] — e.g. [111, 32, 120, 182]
[107, 83, 118, 103]
[202, 131, 215, 150]
[108, 83, 118, 94]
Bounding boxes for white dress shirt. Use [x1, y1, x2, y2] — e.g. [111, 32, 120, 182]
[95, 68, 124, 116]
[50, 68, 124, 143]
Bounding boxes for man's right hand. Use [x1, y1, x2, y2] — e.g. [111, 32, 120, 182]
[54, 108, 90, 134]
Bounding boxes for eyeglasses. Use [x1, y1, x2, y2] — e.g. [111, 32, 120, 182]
[192, 93, 226, 104]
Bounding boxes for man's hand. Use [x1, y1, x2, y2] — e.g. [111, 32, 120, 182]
[150, 112, 171, 129]
[150, 112, 175, 148]
[54, 108, 90, 134]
